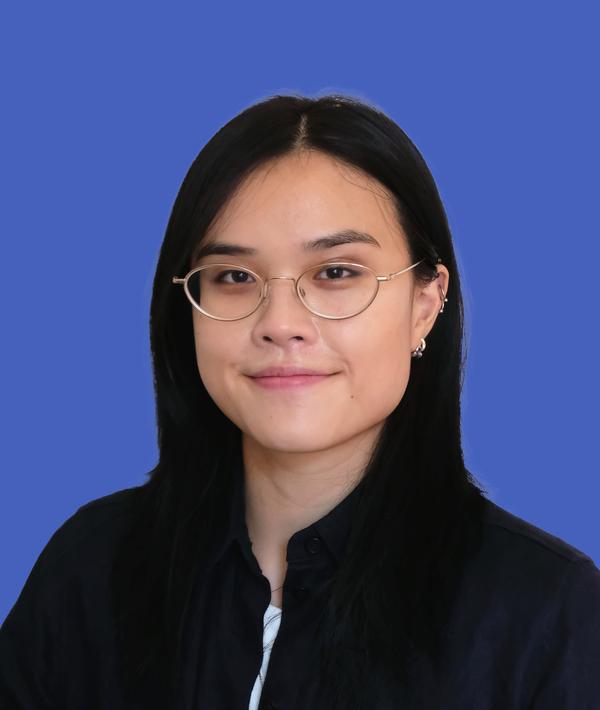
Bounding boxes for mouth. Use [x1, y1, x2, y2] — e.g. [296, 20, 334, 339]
[246, 373, 337, 390]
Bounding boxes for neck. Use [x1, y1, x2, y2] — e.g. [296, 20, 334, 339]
[242, 424, 382, 553]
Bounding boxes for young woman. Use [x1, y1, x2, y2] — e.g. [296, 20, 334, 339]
[1, 93, 599, 710]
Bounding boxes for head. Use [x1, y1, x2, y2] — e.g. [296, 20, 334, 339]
[153, 94, 454, 462]
[115, 93, 487, 708]
[188, 148, 448, 460]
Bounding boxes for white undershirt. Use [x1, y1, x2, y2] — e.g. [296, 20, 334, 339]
[248, 603, 283, 710]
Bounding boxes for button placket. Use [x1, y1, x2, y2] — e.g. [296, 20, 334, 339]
[284, 532, 326, 605]
[294, 536, 321, 600]
[305, 535, 322, 555]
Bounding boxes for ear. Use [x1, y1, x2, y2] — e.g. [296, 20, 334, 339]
[410, 265, 449, 349]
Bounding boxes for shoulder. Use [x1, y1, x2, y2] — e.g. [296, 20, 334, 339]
[465, 499, 600, 704]
[0, 487, 147, 703]
[470, 497, 600, 622]
[19, 485, 143, 593]
[480, 496, 595, 565]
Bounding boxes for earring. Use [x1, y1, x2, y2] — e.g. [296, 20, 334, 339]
[411, 338, 426, 358]
[411, 280, 449, 358]
[411, 288, 448, 357]
[439, 285, 448, 313]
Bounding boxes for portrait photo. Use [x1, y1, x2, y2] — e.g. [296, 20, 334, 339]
[1, 3, 599, 708]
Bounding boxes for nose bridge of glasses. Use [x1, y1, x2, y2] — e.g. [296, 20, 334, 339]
[261, 275, 303, 301]
[265, 275, 297, 282]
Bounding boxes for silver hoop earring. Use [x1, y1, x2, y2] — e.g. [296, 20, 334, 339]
[411, 338, 426, 358]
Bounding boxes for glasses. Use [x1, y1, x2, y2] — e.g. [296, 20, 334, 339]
[171, 258, 425, 321]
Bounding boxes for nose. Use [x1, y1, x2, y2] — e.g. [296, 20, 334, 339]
[250, 275, 318, 343]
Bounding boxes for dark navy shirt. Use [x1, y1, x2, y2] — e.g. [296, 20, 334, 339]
[1, 453, 600, 709]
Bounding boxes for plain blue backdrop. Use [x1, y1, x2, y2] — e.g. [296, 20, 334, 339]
[1, 1, 598, 621]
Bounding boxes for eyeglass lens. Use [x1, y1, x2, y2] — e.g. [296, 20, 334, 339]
[185, 263, 378, 319]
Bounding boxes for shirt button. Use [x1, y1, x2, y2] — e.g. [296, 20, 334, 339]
[305, 535, 322, 554]
[293, 586, 309, 601]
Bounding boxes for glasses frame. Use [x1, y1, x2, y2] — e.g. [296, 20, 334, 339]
[172, 258, 426, 321]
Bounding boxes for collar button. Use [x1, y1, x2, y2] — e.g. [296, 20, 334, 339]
[305, 536, 322, 554]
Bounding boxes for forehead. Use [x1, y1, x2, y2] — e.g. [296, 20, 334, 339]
[202, 151, 406, 256]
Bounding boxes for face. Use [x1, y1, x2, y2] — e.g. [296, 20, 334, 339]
[190, 150, 448, 456]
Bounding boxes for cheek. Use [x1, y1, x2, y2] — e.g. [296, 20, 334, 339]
[192, 320, 239, 413]
[339, 317, 411, 414]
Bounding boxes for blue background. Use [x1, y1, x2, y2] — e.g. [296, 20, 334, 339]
[1, 2, 598, 621]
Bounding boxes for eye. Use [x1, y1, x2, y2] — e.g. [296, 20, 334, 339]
[213, 269, 256, 285]
[313, 265, 359, 280]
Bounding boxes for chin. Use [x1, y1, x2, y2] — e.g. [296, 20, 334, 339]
[245, 429, 337, 454]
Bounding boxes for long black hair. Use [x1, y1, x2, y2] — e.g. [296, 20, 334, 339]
[110, 92, 489, 708]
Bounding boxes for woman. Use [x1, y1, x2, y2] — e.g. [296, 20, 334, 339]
[1, 93, 599, 710]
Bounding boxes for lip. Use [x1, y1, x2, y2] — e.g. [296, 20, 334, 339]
[248, 366, 333, 377]
[247, 373, 335, 389]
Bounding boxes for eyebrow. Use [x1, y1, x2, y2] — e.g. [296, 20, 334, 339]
[192, 229, 381, 261]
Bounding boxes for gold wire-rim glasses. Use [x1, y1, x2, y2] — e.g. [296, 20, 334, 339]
[171, 258, 426, 321]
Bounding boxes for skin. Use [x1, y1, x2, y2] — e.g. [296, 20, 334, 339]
[191, 149, 449, 608]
